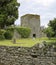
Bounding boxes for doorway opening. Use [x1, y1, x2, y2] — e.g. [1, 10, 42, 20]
[33, 34, 36, 38]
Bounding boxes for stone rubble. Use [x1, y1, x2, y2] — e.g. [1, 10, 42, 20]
[0, 43, 56, 65]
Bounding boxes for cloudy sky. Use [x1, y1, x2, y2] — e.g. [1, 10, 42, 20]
[15, 0, 56, 27]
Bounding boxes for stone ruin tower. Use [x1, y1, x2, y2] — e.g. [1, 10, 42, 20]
[21, 14, 40, 38]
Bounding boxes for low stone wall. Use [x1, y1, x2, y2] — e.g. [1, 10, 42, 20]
[0, 43, 56, 65]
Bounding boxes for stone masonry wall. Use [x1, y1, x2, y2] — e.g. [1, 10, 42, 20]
[0, 43, 56, 65]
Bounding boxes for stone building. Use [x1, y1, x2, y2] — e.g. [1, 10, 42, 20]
[21, 14, 41, 38]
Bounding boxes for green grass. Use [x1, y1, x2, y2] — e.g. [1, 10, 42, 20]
[0, 38, 56, 47]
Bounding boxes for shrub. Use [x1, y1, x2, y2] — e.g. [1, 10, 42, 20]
[0, 29, 5, 35]
[6, 26, 14, 32]
[0, 29, 5, 40]
[16, 27, 31, 38]
[4, 26, 14, 40]
[4, 30, 13, 40]
[0, 35, 5, 40]
[43, 27, 54, 39]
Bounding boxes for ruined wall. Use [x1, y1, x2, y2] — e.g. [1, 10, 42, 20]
[0, 43, 56, 65]
[40, 26, 46, 37]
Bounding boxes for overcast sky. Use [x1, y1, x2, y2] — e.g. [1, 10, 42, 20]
[15, 0, 56, 27]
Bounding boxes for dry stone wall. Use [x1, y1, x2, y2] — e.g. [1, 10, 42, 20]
[0, 43, 56, 65]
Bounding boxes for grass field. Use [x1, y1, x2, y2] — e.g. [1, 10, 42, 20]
[0, 38, 56, 47]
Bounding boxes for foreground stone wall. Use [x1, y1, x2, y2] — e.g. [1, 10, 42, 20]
[0, 43, 56, 65]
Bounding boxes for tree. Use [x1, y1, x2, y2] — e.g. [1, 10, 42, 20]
[0, 0, 20, 29]
[48, 18, 56, 37]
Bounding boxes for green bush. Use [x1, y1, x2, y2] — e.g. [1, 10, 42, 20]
[5, 26, 14, 40]
[16, 27, 31, 38]
[6, 26, 14, 32]
[0, 29, 5, 40]
[4, 30, 13, 40]
[0, 28, 14, 40]
[0, 35, 5, 40]
[0, 29, 5, 35]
